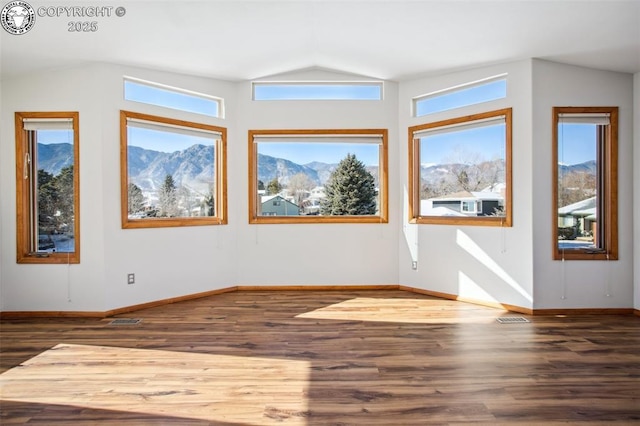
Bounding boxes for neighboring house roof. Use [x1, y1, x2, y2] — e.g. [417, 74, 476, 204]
[419, 202, 466, 217]
[429, 190, 503, 202]
[261, 194, 281, 203]
[261, 194, 299, 207]
[558, 196, 596, 216]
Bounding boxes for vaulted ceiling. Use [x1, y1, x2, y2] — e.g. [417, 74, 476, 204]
[1, 1, 639, 81]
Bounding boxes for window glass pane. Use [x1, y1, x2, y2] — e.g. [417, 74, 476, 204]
[256, 141, 380, 216]
[35, 128, 75, 253]
[249, 130, 388, 224]
[124, 79, 221, 117]
[253, 83, 382, 100]
[556, 122, 599, 251]
[552, 106, 617, 261]
[418, 121, 507, 218]
[414, 78, 506, 116]
[126, 122, 218, 220]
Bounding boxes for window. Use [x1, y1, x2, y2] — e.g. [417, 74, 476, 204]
[120, 111, 227, 229]
[553, 107, 618, 260]
[252, 82, 383, 100]
[15, 112, 80, 264]
[413, 75, 507, 117]
[249, 129, 388, 224]
[409, 108, 512, 226]
[124, 77, 224, 118]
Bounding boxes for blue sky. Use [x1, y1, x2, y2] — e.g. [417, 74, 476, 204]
[35, 130, 73, 144]
[254, 84, 381, 101]
[259, 142, 379, 166]
[415, 79, 507, 116]
[128, 127, 214, 152]
[557, 123, 597, 165]
[38, 83, 595, 166]
[420, 123, 505, 166]
[125, 80, 219, 117]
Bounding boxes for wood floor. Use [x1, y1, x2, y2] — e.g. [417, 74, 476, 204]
[1, 290, 639, 425]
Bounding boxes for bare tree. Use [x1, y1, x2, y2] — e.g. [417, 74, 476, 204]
[558, 171, 596, 208]
[287, 173, 315, 206]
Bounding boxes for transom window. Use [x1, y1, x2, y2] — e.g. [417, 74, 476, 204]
[120, 110, 227, 229]
[553, 106, 618, 260]
[15, 112, 80, 264]
[252, 82, 383, 101]
[409, 108, 512, 226]
[249, 129, 388, 224]
[413, 75, 507, 117]
[124, 77, 224, 118]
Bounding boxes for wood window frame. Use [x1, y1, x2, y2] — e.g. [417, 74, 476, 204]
[120, 110, 227, 229]
[248, 129, 389, 224]
[15, 111, 80, 264]
[552, 106, 618, 261]
[408, 108, 513, 227]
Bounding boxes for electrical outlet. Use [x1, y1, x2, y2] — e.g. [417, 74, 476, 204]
[411, 261, 418, 270]
[127, 273, 135, 284]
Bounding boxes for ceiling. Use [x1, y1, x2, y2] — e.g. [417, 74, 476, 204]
[1, 1, 639, 82]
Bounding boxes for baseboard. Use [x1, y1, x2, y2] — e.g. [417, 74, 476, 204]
[533, 308, 635, 316]
[105, 286, 238, 316]
[0, 287, 238, 320]
[399, 286, 533, 315]
[1, 285, 636, 319]
[0, 311, 107, 319]
[236, 284, 398, 292]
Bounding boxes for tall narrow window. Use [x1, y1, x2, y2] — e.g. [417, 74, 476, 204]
[553, 107, 618, 260]
[249, 129, 388, 224]
[120, 111, 227, 229]
[15, 112, 80, 264]
[409, 108, 512, 226]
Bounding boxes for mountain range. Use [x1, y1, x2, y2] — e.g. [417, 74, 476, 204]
[35, 143, 595, 193]
[36, 143, 357, 192]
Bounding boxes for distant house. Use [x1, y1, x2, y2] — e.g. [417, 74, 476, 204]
[300, 198, 322, 215]
[424, 190, 504, 216]
[260, 195, 300, 216]
[298, 186, 326, 215]
[557, 196, 596, 238]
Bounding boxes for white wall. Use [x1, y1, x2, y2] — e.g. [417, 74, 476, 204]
[99, 64, 239, 311]
[0, 61, 636, 313]
[0, 65, 399, 312]
[236, 68, 400, 286]
[635, 73, 640, 311]
[1, 65, 108, 311]
[531, 60, 634, 309]
[398, 60, 535, 309]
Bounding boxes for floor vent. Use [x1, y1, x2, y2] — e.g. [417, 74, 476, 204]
[109, 318, 142, 325]
[496, 317, 529, 324]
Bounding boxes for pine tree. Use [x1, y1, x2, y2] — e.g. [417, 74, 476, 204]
[320, 154, 377, 215]
[54, 165, 75, 227]
[266, 177, 282, 195]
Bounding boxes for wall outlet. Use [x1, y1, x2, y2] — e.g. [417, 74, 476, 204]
[127, 273, 135, 284]
[411, 261, 418, 270]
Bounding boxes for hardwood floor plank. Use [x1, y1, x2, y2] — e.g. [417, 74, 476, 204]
[1, 290, 639, 424]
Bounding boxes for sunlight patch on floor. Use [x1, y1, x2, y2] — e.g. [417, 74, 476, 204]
[0, 343, 310, 424]
[296, 297, 503, 324]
